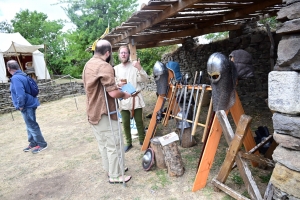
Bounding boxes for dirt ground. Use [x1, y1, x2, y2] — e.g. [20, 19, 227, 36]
[0, 90, 274, 200]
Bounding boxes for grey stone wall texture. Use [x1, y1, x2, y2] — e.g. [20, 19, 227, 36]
[0, 79, 85, 114]
[269, 0, 300, 199]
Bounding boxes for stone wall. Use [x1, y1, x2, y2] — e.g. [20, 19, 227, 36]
[266, 0, 300, 199]
[0, 80, 85, 114]
[161, 22, 281, 114]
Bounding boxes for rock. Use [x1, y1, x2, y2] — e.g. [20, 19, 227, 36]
[277, 19, 300, 35]
[270, 163, 300, 198]
[274, 35, 300, 70]
[272, 113, 300, 138]
[277, 2, 300, 20]
[268, 71, 300, 114]
[273, 145, 300, 172]
[273, 132, 300, 150]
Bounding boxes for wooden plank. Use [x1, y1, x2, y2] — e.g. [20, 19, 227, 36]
[216, 112, 252, 183]
[201, 98, 213, 142]
[212, 178, 251, 200]
[192, 114, 223, 192]
[216, 111, 262, 199]
[192, 92, 259, 192]
[141, 95, 165, 151]
[230, 91, 259, 166]
[191, 84, 207, 137]
[110, 0, 202, 44]
[248, 135, 273, 154]
[141, 70, 174, 151]
[241, 153, 275, 168]
[162, 84, 176, 126]
[235, 152, 263, 200]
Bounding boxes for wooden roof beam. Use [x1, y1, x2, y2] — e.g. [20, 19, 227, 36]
[121, 24, 241, 43]
[205, 0, 282, 27]
[106, 0, 204, 45]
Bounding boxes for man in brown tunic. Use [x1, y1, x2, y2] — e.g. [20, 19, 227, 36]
[83, 39, 132, 183]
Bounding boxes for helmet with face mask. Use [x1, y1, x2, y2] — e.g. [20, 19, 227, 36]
[153, 61, 169, 95]
[207, 52, 237, 111]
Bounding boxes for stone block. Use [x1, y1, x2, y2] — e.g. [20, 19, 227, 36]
[277, 2, 300, 20]
[273, 145, 300, 172]
[283, 0, 300, 6]
[277, 18, 300, 35]
[268, 71, 300, 114]
[273, 113, 300, 138]
[274, 131, 300, 150]
[274, 35, 300, 70]
[270, 163, 300, 198]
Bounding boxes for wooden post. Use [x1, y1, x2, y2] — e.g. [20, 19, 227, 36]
[12, 42, 23, 70]
[150, 137, 167, 169]
[128, 37, 137, 61]
[162, 141, 184, 177]
[212, 111, 263, 200]
[192, 92, 258, 192]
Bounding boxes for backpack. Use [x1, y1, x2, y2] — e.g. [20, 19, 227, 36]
[17, 73, 39, 97]
[26, 75, 39, 97]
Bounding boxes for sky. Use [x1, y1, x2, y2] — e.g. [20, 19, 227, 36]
[0, 0, 148, 30]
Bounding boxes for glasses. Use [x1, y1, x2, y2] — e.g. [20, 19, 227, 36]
[119, 52, 129, 55]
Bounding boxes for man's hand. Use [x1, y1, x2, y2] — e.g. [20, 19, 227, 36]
[122, 92, 131, 100]
[19, 107, 23, 111]
[132, 58, 142, 71]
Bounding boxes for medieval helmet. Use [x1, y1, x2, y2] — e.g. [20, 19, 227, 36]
[153, 61, 169, 95]
[207, 52, 237, 111]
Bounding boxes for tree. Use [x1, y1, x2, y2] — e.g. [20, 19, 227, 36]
[0, 20, 13, 33]
[55, 0, 138, 77]
[11, 9, 66, 75]
[204, 31, 229, 42]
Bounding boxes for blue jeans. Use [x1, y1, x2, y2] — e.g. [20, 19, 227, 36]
[21, 107, 47, 148]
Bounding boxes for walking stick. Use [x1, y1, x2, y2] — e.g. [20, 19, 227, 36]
[103, 87, 126, 187]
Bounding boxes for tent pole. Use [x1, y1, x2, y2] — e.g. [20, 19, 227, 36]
[44, 44, 47, 79]
[12, 42, 23, 71]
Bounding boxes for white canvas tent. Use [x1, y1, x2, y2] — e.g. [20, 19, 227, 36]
[0, 32, 50, 83]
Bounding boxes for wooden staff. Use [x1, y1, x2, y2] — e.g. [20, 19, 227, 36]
[12, 42, 23, 70]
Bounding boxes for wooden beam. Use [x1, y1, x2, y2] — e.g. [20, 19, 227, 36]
[122, 24, 241, 44]
[108, 0, 203, 45]
[216, 110, 263, 200]
[212, 179, 251, 200]
[128, 37, 137, 60]
[203, 0, 282, 27]
[215, 112, 251, 184]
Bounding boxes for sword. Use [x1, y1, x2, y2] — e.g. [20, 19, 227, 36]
[180, 71, 198, 144]
[191, 84, 207, 139]
[179, 73, 189, 145]
[171, 76, 184, 119]
[190, 71, 203, 141]
[162, 78, 177, 126]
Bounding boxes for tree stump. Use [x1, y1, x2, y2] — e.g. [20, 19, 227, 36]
[162, 141, 184, 177]
[150, 137, 167, 169]
[179, 128, 197, 148]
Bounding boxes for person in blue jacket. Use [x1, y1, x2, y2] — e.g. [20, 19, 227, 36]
[7, 60, 47, 154]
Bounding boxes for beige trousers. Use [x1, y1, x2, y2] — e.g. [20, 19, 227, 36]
[91, 115, 125, 178]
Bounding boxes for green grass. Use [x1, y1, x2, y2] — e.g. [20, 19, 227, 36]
[231, 172, 244, 186]
[156, 169, 171, 187]
[259, 172, 272, 183]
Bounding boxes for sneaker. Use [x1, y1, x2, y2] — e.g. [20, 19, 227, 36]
[32, 145, 48, 154]
[23, 146, 33, 152]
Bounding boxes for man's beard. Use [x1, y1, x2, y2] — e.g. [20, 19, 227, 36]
[119, 56, 129, 64]
[106, 55, 111, 63]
